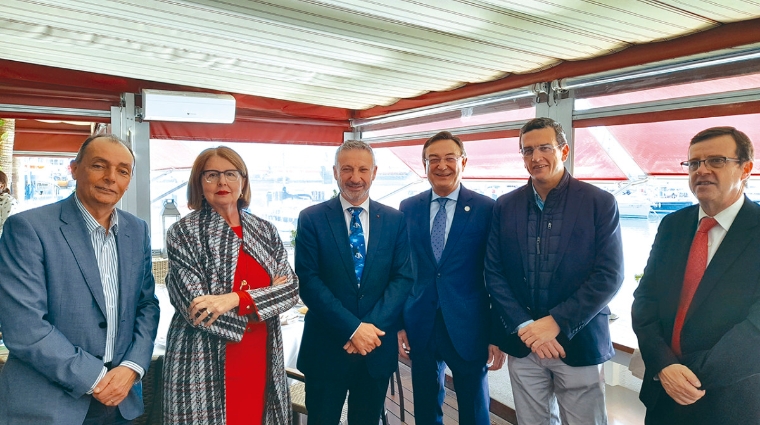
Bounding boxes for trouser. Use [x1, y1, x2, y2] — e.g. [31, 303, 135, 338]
[82, 397, 132, 425]
[305, 356, 389, 425]
[508, 352, 607, 425]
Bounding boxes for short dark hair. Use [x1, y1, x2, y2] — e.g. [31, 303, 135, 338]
[422, 131, 467, 161]
[187, 146, 251, 210]
[690, 126, 754, 163]
[74, 134, 135, 164]
[519, 117, 567, 149]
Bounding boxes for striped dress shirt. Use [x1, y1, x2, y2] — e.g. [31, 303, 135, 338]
[75, 196, 143, 392]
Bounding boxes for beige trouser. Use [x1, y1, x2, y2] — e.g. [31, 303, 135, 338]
[508, 353, 608, 425]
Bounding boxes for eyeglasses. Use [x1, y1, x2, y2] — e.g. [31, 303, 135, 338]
[520, 143, 565, 157]
[425, 155, 464, 166]
[202, 169, 244, 183]
[680, 157, 742, 172]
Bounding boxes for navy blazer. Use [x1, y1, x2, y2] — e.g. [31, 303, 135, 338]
[485, 177, 624, 366]
[0, 195, 160, 425]
[632, 198, 760, 422]
[295, 197, 414, 380]
[400, 185, 494, 362]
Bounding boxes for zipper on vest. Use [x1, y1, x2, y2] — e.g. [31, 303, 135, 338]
[536, 236, 541, 255]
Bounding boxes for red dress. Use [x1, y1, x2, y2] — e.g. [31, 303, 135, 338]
[225, 226, 269, 424]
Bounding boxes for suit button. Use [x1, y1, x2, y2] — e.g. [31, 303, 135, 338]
[99, 322, 107, 329]
[437, 273, 441, 278]
[359, 295, 364, 299]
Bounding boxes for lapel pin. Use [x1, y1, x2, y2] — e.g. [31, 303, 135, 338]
[464, 206, 471, 212]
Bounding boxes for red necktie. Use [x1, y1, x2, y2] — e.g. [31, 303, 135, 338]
[671, 217, 718, 356]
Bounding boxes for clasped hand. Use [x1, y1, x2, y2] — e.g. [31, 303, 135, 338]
[518, 316, 566, 359]
[344, 322, 385, 355]
[93, 366, 138, 406]
[188, 276, 287, 326]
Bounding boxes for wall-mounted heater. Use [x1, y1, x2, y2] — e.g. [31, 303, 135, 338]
[141, 89, 236, 123]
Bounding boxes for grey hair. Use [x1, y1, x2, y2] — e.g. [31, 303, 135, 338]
[334, 140, 376, 167]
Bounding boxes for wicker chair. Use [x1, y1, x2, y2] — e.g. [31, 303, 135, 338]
[287, 367, 349, 425]
[152, 257, 168, 285]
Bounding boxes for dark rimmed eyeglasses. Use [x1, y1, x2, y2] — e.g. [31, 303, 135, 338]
[680, 157, 742, 172]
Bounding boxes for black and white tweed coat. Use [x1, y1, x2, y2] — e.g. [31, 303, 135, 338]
[162, 204, 298, 424]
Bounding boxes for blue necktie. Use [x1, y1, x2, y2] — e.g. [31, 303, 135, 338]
[348, 207, 366, 284]
[431, 198, 448, 263]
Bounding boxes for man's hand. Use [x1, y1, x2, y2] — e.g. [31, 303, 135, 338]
[346, 322, 385, 355]
[398, 330, 411, 360]
[658, 364, 706, 405]
[92, 366, 138, 406]
[188, 293, 240, 327]
[487, 344, 506, 371]
[532, 338, 566, 359]
[518, 315, 561, 350]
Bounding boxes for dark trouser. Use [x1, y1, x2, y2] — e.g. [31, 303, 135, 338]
[305, 355, 390, 425]
[410, 310, 490, 425]
[82, 397, 132, 425]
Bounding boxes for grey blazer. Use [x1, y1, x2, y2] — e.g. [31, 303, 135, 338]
[0, 195, 160, 425]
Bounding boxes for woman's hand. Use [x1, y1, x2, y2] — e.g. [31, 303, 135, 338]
[188, 293, 240, 327]
[272, 276, 287, 285]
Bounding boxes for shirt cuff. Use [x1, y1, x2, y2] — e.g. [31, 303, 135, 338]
[514, 320, 534, 334]
[87, 366, 108, 394]
[349, 323, 361, 342]
[120, 361, 145, 381]
[236, 291, 259, 320]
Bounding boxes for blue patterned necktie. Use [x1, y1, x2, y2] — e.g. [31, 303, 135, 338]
[348, 207, 366, 284]
[431, 198, 449, 263]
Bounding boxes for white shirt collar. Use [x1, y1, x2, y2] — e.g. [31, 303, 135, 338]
[431, 184, 461, 203]
[339, 194, 370, 213]
[698, 194, 745, 232]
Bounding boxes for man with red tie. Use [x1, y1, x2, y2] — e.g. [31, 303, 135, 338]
[632, 126, 760, 424]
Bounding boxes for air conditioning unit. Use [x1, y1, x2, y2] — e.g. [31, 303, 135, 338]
[141, 89, 236, 123]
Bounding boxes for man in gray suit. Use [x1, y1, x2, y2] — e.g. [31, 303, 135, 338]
[0, 135, 160, 425]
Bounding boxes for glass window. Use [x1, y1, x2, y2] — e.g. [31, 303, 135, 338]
[13, 156, 76, 213]
[575, 73, 760, 110]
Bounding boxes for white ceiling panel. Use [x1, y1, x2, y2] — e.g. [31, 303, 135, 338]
[1, 0, 759, 110]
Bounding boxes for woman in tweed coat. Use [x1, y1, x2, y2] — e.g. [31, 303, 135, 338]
[163, 147, 298, 425]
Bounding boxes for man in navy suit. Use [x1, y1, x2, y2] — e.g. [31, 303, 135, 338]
[398, 131, 505, 425]
[296, 140, 414, 425]
[486, 118, 624, 425]
[0, 135, 160, 425]
[633, 127, 760, 424]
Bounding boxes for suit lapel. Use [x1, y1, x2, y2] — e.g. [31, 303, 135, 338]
[515, 185, 530, 276]
[687, 199, 760, 322]
[59, 197, 107, 317]
[115, 211, 134, 323]
[363, 200, 384, 288]
[412, 191, 436, 265]
[439, 186, 474, 265]
[326, 197, 359, 290]
[554, 179, 583, 272]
